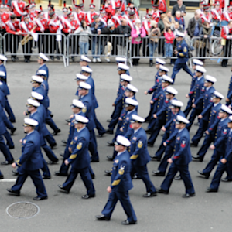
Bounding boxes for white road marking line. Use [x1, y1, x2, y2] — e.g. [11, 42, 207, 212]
[0, 179, 16, 182]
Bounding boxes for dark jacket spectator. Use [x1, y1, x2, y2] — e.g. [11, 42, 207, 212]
[172, 0, 186, 17]
[187, 11, 202, 38]
[114, 20, 132, 46]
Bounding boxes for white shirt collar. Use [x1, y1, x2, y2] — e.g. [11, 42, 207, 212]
[178, 128, 184, 132]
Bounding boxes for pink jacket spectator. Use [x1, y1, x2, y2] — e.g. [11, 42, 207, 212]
[132, 27, 146, 44]
[165, 32, 175, 44]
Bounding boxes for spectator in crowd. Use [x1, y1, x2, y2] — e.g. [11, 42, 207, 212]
[131, 19, 146, 66]
[91, 15, 105, 63]
[165, 27, 175, 62]
[163, 9, 175, 31]
[199, 21, 212, 63]
[76, 20, 91, 56]
[187, 10, 202, 38]
[114, 19, 132, 56]
[172, 0, 186, 17]
[175, 11, 185, 31]
[149, 20, 161, 67]
[158, 13, 166, 57]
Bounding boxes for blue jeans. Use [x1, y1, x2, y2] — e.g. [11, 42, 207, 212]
[149, 41, 158, 60]
[91, 38, 103, 58]
[165, 43, 173, 58]
[79, 42, 89, 55]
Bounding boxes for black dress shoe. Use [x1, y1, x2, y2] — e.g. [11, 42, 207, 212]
[107, 119, 111, 123]
[221, 178, 232, 182]
[11, 128, 16, 135]
[50, 143, 57, 149]
[53, 128, 61, 135]
[8, 145, 15, 150]
[43, 176, 51, 179]
[1, 160, 13, 165]
[190, 142, 198, 147]
[147, 143, 153, 147]
[12, 57, 16, 62]
[91, 173, 95, 179]
[60, 153, 63, 157]
[48, 160, 59, 165]
[62, 140, 67, 144]
[158, 189, 169, 194]
[12, 170, 19, 176]
[0, 175, 4, 179]
[10, 119, 16, 123]
[145, 129, 151, 134]
[192, 155, 203, 162]
[106, 130, 113, 135]
[7, 189, 20, 196]
[96, 215, 111, 221]
[107, 156, 114, 161]
[206, 187, 217, 193]
[55, 172, 68, 176]
[97, 134, 105, 138]
[33, 196, 48, 201]
[104, 170, 112, 176]
[65, 119, 70, 123]
[132, 174, 141, 179]
[174, 175, 182, 180]
[58, 185, 70, 193]
[56, 56, 60, 60]
[107, 142, 114, 146]
[143, 192, 157, 197]
[121, 220, 137, 225]
[150, 156, 161, 161]
[82, 194, 95, 199]
[91, 159, 99, 162]
[183, 193, 196, 198]
[152, 171, 165, 176]
[198, 170, 210, 179]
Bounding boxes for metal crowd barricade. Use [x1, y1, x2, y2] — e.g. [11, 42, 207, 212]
[66, 34, 129, 66]
[3, 33, 67, 67]
[0, 34, 3, 54]
[128, 36, 179, 66]
[189, 36, 227, 65]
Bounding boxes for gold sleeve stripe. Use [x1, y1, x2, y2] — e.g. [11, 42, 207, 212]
[16, 159, 21, 166]
[118, 169, 125, 175]
[111, 179, 121, 186]
[179, 53, 184, 57]
[70, 154, 77, 159]
[130, 155, 138, 160]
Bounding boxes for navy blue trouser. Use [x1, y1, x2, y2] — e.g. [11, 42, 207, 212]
[62, 166, 95, 195]
[145, 103, 155, 122]
[148, 117, 165, 145]
[94, 111, 105, 135]
[4, 130, 14, 147]
[131, 164, 156, 193]
[0, 135, 13, 162]
[101, 189, 137, 222]
[183, 96, 193, 118]
[202, 150, 223, 175]
[46, 109, 59, 132]
[155, 134, 169, 159]
[161, 162, 195, 194]
[171, 62, 193, 83]
[197, 132, 215, 158]
[158, 145, 174, 173]
[186, 108, 203, 131]
[210, 159, 232, 190]
[44, 134, 57, 147]
[108, 104, 122, 131]
[11, 169, 47, 197]
[191, 119, 209, 145]
[5, 97, 16, 122]
[42, 143, 58, 162]
[88, 129, 99, 161]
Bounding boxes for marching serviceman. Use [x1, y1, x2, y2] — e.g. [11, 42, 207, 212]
[186, 66, 206, 131]
[58, 115, 95, 199]
[190, 75, 217, 146]
[158, 115, 196, 198]
[193, 91, 224, 162]
[129, 115, 157, 197]
[183, 59, 203, 117]
[7, 118, 48, 200]
[0, 54, 16, 123]
[206, 116, 232, 192]
[37, 53, 49, 80]
[198, 104, 232, 179]
[96, 135, 137, 225]
[171, 32, 194, 83]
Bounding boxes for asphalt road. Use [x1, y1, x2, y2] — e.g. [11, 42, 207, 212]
[0, 61, 231, 232]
